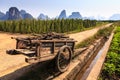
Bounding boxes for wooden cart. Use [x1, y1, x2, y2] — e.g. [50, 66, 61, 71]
[8, 32, 76, 72]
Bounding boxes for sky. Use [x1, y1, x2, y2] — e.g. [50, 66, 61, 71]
[1, 0, 120, 19]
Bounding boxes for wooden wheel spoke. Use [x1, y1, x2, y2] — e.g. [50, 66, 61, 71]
[63, 49, 69, 59]
[59, 60, 68, 68]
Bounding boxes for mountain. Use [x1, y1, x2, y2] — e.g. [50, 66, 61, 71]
[20, 10, 26, 16]
[38, 13, 49, 20]
[0, 11, 10, 20]
[0, 7, 33, 20]
[0, 7, 111, 20]
[58, 10, 67, 19]
[0, 11, 5, 20]
[20, 10, 33, 19]
[20, 10, 26, 18]
[68, 12, 82, 19]
[23, 13, 33, 19]
[4, 11, 9, 20]
[8, 7, 22, 20]
[109, 14, 120, 20]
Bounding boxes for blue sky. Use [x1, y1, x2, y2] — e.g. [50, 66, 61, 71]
[0, 0, 120, 19]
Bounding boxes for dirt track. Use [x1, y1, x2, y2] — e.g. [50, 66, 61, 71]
[69, 23, 113, 44]
[0, 23, 112, 77]
[0, 34, 29, 76]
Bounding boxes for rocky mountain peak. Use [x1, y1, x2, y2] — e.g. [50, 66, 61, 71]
[58, 10, 67, 19]
[20, 10, 33, 19]
[68, 12, 82, 19]
[20, 10, 26, 15]
[38, 13, 49, 20]
[8, 7, 22, 20]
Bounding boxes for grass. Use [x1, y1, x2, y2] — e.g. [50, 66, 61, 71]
[75, 25, 114, 49]
[99, 26, 120, 80]
[75, 36, 95, 48]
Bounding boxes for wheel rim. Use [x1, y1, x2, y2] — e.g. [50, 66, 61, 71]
[58, 47, 71, 71]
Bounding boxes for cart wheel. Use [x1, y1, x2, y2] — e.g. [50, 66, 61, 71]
[16, 41, 27, 49]
[56, 45, 72, 72]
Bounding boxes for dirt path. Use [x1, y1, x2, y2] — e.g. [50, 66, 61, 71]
[0, 33, 29, 76]
[69, 23, 113, 44]
[0, 23, 112, 77]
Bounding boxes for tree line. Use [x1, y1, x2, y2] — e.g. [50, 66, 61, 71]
[0, 19, 99, 34]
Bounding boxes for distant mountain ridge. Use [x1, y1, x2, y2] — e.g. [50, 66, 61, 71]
[109, 14, 120, 20]
[20, 10, 33, 19]
[0, 7, 120, 20]
[38, 13, 49, 20]
[58, 10, 82, 19]
[0, 11, 5, 20]
[68, 12, 82, 19]
[0, 7, 33, 20]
